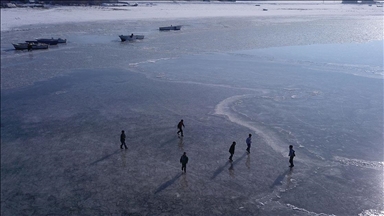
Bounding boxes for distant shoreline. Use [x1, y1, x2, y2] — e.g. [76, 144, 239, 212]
[2, 1, 382, 32]
[0, 0, 378, 8]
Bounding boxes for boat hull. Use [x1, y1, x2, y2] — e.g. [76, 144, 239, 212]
[159, 25, 182, 31]
[13, 43, 49, 50]
[57, 38, 67, 43]
[119, 35, 144, 42]
[36, 39, 59, 45]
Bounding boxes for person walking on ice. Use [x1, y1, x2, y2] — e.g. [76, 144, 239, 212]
[229, 141, 236, 161]
[177, 119, 185, 137]
[246, 134, 252, 153]
[120, 130, 127, 149]
[180, 152, 189, 173]
[288, 145, 295, 168]
[27, 43, 32, 52]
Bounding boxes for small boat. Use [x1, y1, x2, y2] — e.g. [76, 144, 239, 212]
[35, 38, 59, 45]
[56, 38, 67, 43]
[119, 34, 144, 42]
[159, 25, 182, 31]
[25, 40, 39, 44]
[33, 38, 67, 45]
[27, 38, 66, 45]
[12, 42, 49, 50]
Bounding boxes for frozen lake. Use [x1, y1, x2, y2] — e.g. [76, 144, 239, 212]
[1, 5, 383, 216]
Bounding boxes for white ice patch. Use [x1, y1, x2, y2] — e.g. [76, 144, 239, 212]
[358, 209, 384, 216]
[334, 156, 384, 170]
[286, 203, 336, 216]
[214, 94, 287, 156]
[128, 58, 173, 67]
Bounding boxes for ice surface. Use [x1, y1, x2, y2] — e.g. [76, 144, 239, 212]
[1, 2, 383, 215]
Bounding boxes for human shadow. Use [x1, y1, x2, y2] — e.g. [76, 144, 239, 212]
[232, 152, 247, 166]
[211, 161, 230, 180]
[270, 169, 292, 189]
[89, 149, 120, 166]
[159, 137, 178, 148]
[154, 173, 183, 194]
[211, 152, 247, 180]
[229, 152, 247, 177]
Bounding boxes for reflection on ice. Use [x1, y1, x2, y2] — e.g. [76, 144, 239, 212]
[120, 150, 127, 167]
[245, 154, 250, 169]
[178, 137, 184, 151]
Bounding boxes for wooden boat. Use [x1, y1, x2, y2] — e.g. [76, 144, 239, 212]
[56, 38, 67, 43]
[27, 38, 66, 45]
[25, 40, 40, 44]
[26, 39, 57, 45]
[12, 42, 49, 50]
[159, 25, 182, 31]
[36, 38, 59, 45]
[119, 34, 144, 42]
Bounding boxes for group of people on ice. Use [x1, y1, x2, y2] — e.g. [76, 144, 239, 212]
[228, 133, 295, 168]
[120, 119, 296, 173]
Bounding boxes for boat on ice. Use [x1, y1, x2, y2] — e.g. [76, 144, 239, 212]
[56, 38, 67, 43]
[12, 42, 49, 50]
[119, 34, 144, 42]
[30, 38, 67, 45]
[159, 25, 182, 31]
[37, 38, 67, 45]
[26, 39, 57, 45]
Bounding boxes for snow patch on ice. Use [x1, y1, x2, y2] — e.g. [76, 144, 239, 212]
[214, 94, 287, 155]
[334, 156, 384, 170]
[358, 209, 384, 216]
[128, 58, 173, 67]
[286, 203, 336, 216]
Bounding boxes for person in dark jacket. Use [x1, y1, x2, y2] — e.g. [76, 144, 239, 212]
[180, 152, 189, 173]
[177, 119, 185, 137]
[288, 145, 295, 167]
[229, 141, 236, 161]
[27, 43, 32, 52]
[246, 134, 252, 153]
[120, 130, 127, 149]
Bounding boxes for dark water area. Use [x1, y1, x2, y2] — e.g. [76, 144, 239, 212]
[1, 14, 383, 215]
